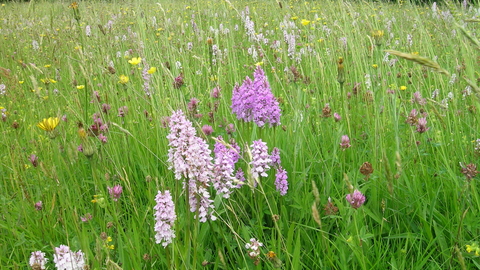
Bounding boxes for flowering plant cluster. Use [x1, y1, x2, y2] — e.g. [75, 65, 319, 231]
[231, 66, 281, 127]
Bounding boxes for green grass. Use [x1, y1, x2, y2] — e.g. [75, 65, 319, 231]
[1, 0, 480, 269]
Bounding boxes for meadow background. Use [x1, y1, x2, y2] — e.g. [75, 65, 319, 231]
[1, 0, 480, 269]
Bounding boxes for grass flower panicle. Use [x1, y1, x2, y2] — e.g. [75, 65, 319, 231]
[154, 190, 177, 247]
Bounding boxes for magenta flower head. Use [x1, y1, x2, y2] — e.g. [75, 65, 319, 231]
[108, 185, 123, 201]
[346, 190, 366, 209]
[35, 201, 43, 211]
[340, 135, 351, 150]
[275, 166, 289, 196]
[154, 190, 177, 247]
[333, 112, 341, 122]
[211, 86, 221, 98]
[416, 117, 430, 133]
[231, 66, 281, 127]
[201, 125, 214, 136]
[29, 154, 39, 167]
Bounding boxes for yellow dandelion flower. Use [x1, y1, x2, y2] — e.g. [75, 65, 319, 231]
[76, 85, 85, 90]
[128, 57, 142, 65]
[291, 16, 298, 20]
[400, 86, 407, 91]
[118, 75, 129, 84]
[301, 19, 311, 26]
[44, 64, 51, 68]
[372, 64, 378, 69]
[147, 67, 157, 74]
[37, 117, 60, 132]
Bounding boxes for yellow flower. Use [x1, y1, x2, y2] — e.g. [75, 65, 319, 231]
[254, 61, 263, 66]
[37, 117, 60, 132]
[147, 67, 157, 74]
[19, 81, 24, 84]
[466, 245, 474, 253]
[301, 19, 311, 26]
[107, 236, 112, 242]
[291, 16, 298, 20]
[371, 30, 384, 38]
[69, 2, 78, 9]
[372, 64, 378, 69]
[400, 86, 407, 91]
[108, 245, 115, 250]
[118, 75, 129, 84]
[76, 85, 85, 90]
[128, 57, 142, 65]
[40, 78, 57, 84]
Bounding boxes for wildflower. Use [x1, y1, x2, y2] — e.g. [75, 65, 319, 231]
[322, 103, 331, 118]
[80, 213, 92, 222]
[37, 117, 60, 135]
[98, 133, 108, 144]
[34, 201, 43, 211]
[53, 245, 86, 270]
[29, 154, 38, 167]
[147, 66, 156, 74]
[173, 73, 184, 89]
[340, 135, 351, 150]
[416, 117, 429, 133]
[231, 66, 281, 127]
[102, 103, 111, 114]
[235, 168, 246, 187]
[154, 190, 177, 247]
[301, 19, 311, 26]
[372, 64, 378, 69]
[107, 185, 123, 201]
[400, 85, 407, 91]
[211, 86, 221, 98]
[461, 163, 478, 181]
[128, 57, 142, 65]
[29, 251, 48, 270]
[333, 112, 341, 122]
[411, 91, 426, 105]
[359, 162, 374, 180]
[405, 109, 418, 126]
[212, 137, 236, 198]
[201, 125, 214, 136]
[117, 106, 128, 117]
[323, 197, 339, 215]
[346, 190, 366, 209]
[166, 110, 216, 222]
[0, 84, 5, 95]
[466, 243, 480, 256]
[69, 2, 78, 9]
[266, 250, 283, 268]
[275, 166, 289, 196]
[250, 139, 272, 180]
[187, 98, 199, 114]
[270, 147, 281, 167]
[245, 238, 263, 265]
[226, 123, 235, 135]
[85, 25, 91, 36]
[337, 57, 345, 86]
[76, 85, 85, 90]
[118, 75, 129, 84]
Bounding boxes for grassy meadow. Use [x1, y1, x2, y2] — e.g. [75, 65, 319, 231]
[1, 0, 480, 269]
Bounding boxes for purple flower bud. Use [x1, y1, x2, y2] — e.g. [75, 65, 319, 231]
[334, 112, 341, 122]
[29, 154, 38, 167]
[35, 201, 43, 211]
[340, 135, 351, 150]
[202, 125, 214, 136]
